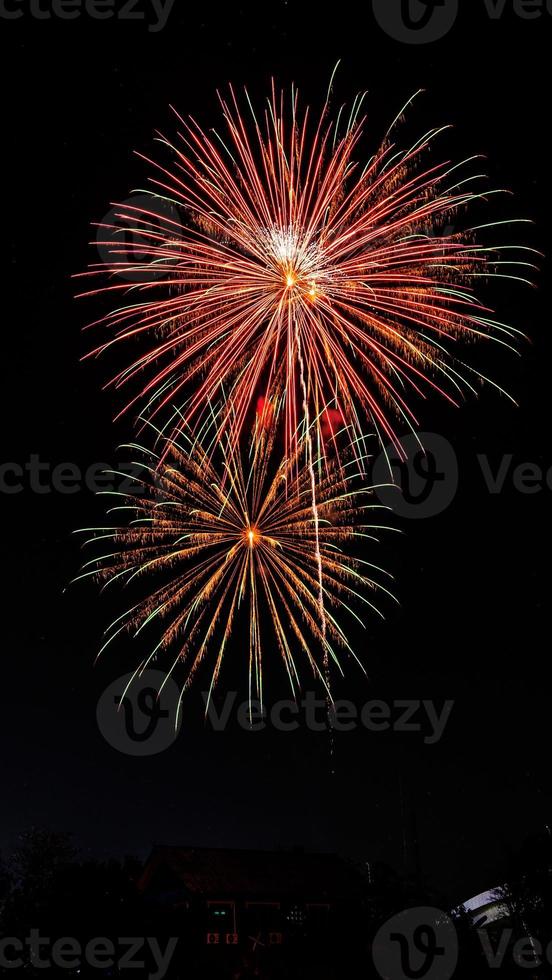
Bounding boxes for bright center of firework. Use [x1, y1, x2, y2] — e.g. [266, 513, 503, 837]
[245, 526, 261, 548]
[264, 225, 324, 296]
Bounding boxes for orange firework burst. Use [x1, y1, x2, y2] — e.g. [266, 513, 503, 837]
[79, 82, 533, 460]
[75, 419, 396, 715]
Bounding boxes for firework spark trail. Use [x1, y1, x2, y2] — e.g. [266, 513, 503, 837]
[293, 310, 335, 765]
[293, 316, 326, 642]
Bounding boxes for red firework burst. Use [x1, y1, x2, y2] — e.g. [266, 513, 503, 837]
[78, 83, 534, 460]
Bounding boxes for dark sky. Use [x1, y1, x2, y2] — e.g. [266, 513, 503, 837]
[2, 0, 550, 906]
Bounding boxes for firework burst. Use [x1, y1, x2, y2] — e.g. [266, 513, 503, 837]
[78, 83, 534, 462]
[75, 419, 396, 716]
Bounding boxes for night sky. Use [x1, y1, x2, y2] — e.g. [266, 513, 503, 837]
[2, 0, 550, 907]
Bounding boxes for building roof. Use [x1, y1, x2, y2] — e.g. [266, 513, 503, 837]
[139, 845, 366, 903]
